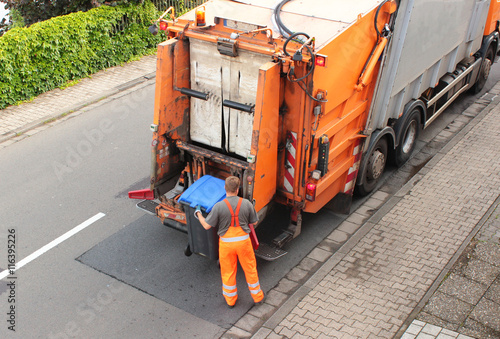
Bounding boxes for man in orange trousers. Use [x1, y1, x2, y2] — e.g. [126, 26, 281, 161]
[196, 176, 264, 308]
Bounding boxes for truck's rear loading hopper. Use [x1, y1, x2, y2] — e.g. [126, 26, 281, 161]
[189, 38, 272, 158]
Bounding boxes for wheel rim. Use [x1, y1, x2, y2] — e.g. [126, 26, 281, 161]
[482, 58, 492, 82]
[401, 120, 417, 154]
[367, 149, 385, 181]
[477, 53, 493, 90]
[472, 47, 494, 93]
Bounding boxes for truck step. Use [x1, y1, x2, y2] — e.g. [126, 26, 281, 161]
[136, 200, 159, 215]
[255, 243, 287, 261]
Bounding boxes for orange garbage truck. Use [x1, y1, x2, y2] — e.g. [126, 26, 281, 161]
[129, 0, 500, 260]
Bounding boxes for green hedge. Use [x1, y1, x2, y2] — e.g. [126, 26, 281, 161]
[0, 2, 166, 109]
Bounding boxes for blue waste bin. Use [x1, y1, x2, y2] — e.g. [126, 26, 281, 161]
[179, 175, 226, 260]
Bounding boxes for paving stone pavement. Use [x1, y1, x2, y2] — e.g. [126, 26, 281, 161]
[240, 85, 500, 338]
[402, 320, 475, 339]
[410, 203, 500, 339]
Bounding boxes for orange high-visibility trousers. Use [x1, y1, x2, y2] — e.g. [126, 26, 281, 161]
[219, 199, 264, 306]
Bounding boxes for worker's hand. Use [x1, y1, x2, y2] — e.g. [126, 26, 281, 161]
[194, 205, 202, 219]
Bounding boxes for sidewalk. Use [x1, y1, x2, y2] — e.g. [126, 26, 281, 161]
[0, 55, 156, 146]
[1, 55, 499, 339]
[406, 203, 500, 339]
[232, 86, 500, 338]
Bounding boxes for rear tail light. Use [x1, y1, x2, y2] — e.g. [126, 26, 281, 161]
[305, 183, 317, 201]
[196, 6, 206, 26]
[159, 21, 168, 31]
[315, 54, 327, 67]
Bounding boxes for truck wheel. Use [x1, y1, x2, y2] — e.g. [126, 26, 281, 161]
[471, 46, 494, 94]
[184, 244, 192, 257]
[356, 138, 388, 196]
[393, 109, 420, 167]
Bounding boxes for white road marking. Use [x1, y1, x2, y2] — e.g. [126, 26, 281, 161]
[0, 212, 105, 280]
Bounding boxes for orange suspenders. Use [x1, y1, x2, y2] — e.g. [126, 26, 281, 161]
[224, 198, 242, 227]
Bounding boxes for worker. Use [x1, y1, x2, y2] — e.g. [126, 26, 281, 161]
[195, 176, 264, 308]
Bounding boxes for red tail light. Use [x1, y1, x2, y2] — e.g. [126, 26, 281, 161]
[129, 189, 154, 200]
[315, 54, 327, 67]
[159, 21, 168, 31]
[305, 183, 316, 201]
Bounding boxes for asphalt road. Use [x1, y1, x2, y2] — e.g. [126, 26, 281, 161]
[0, 64, 498, 338]
[0, 84, 224, 338]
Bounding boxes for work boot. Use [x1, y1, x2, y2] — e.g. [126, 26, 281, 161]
[254, 293, 265, 306]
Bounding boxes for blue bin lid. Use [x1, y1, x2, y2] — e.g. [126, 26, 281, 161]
[179, 175, 226, 213]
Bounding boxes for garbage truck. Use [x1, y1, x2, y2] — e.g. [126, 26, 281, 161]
[129, 0, 500, 260]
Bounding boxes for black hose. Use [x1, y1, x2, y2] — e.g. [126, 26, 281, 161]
[283, 32, 310, 56]
[283, 32, 316, 82]
[374, 0, 389, 38]
[297, 79, 327, 103]
[292, 45, 315, 82]
[274, 0, 293, 37]
[275, 0, 324, 100]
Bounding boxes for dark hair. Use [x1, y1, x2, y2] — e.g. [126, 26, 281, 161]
[225, 176, 240, 193]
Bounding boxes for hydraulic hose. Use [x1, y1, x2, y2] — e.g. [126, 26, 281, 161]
[275, 0, 325, 101]
[374, 0, 389, 38]
[283, 32, 315, 82]
[273, 0, 293, 38]
[283, 32, 310, 56]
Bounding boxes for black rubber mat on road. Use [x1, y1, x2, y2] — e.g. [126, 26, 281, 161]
[77, 210, 342, 329]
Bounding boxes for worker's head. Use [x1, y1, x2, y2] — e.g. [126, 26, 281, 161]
[225, 176, 240, 195]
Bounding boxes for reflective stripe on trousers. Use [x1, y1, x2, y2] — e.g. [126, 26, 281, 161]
[219, 223, 263, 305]
[220, 234, 249, 242]
[222, 283, 237, 298]
[248, 281, 262, 295]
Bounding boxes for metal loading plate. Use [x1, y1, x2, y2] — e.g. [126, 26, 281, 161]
[136, 200, 159, 215]
[255, 243, 287, 261]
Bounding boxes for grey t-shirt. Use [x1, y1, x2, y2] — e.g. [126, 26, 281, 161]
[205, 196, 259, 237]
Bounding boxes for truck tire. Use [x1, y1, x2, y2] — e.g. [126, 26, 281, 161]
[393, 109, 421, 167]
[355, 138, 388, 196]
[471, 46, 494, 94]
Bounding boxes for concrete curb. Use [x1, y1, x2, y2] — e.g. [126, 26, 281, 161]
[252, 87, 500, 339]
